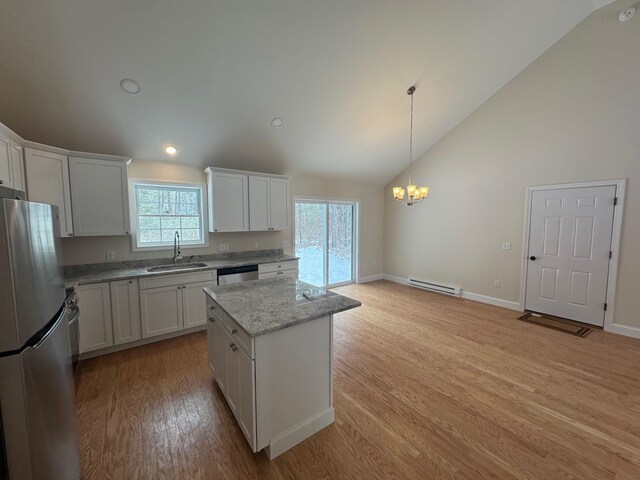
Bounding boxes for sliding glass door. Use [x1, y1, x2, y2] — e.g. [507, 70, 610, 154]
[294, 199, 357, 287]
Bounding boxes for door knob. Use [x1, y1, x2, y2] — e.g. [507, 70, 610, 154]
[529, 256, 537, 261]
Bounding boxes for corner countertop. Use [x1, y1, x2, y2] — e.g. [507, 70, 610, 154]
[64, 253, 298, 289]
[204, 278, 361, 337]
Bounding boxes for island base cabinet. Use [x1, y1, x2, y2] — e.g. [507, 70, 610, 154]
[214, 319, 227, 396]
[206, 312, 217, 373]
[255, 315, 333, 459]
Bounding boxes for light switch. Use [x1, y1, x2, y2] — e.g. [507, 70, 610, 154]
[106, 251, 115, 261]
[218, 243, 229, 252]
[501, 242, 512, 250]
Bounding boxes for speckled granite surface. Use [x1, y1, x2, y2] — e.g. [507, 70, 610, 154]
[64, 250, 298, 288]
[204, 278, 361, 337]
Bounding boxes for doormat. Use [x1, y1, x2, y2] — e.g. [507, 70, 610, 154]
[517, 312, 593, 337]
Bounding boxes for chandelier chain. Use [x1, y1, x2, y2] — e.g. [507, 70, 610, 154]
[409, 89, 414, 178]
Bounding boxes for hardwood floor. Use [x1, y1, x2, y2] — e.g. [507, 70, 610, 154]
[75, 280, 640, 479]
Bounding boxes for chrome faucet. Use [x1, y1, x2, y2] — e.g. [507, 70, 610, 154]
[172, 231, 183, 263]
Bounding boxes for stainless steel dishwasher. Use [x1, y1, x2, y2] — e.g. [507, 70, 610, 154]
[217, 264, 259, 285]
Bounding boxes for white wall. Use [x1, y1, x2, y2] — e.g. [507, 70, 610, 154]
[384, 1, 640, 329]
[61, 159, 384, 280]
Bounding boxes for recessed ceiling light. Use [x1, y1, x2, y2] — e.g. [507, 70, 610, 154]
[164, 145, 177, 155]
[120, 78, 141, 95]
[271, 117, 283, 127]
[619, 6, 636, 22]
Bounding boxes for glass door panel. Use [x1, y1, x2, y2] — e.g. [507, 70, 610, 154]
[294, 202, 327, 286]
[328, 204, 354, 285]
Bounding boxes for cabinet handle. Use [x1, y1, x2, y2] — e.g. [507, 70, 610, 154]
[214, 229, 218, 232]
[209, 305, 216, 310]
[232, 346, 238, 352]
[229, 342, 236, 349]
[231, 328, 237, 334]
[0, 180, 3, 185]
[129, 280, 133, 284]
[125, 231, 130, 235]
[68, 233, 74, 237]
[208, 317, 215, 323]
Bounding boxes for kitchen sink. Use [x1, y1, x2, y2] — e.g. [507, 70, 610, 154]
[147, 262, 208, 272]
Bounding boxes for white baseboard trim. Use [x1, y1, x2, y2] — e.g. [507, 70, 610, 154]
[382, 274, 408, 284]
[460, 291, 522, 311]
[80, 325, 206, 360]
[605, 323, 640, 340]
[264, 407, 335, 460]
[358, 274, 384, 283]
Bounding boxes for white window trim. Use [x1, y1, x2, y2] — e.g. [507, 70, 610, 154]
[129, 178, 209, 252]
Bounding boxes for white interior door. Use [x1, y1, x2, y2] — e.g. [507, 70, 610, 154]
[525, 185, 616, 326]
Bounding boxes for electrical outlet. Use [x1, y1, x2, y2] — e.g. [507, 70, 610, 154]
[253, 241, 258, 249]
[501, 242, 512, 250]
[218, 243, 229, 252]
[494, 280, 501, 288]
[282, 239, 290, 248]
[106, 251, 115, 261]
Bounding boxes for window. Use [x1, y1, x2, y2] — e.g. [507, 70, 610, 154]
[131, 181, 207, 250]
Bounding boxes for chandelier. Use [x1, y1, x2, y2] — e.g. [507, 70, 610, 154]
[392, 86, 429, 206]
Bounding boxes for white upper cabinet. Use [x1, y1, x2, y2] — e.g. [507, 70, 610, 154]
[269, 178, 289, 231]
[24, 148, 74, 237]
[206, 169, 249, 232]
[249, 176, 270, 231]
[206, 167, 290, 233]
[68, 156, 130, 236]
[0, 135, 13, 188]
[248, 175, 290, 231]
[9, 143, 25, 193]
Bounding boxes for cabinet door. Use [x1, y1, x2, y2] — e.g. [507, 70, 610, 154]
[110, 279, 142, 345]
[24, 148, 74, 237]
[0, 136, 13, 188]
[249, 175, 270, 231]
[206, 306, 217, 372]
[182, 280, 216, 329]
[10, 143, 25, 193]
[77, 283, 113, 353]
[237, 348, 257, 451]
[223, 328, 240, 415]
[209, 172, 248, 232]
[214, 319, 228, 394]
[68, 157, 130, 236]
[140, 285, 183, 338]
[269, 178, 289, 230]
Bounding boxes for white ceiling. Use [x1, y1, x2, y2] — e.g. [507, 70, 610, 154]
[0, 0, 611, 185]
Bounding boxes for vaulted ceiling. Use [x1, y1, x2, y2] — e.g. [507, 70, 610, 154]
[0, 0, 613, 184]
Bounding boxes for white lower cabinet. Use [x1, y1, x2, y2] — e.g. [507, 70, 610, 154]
[236, 345, 256, 446]
[183, 280, 214, 328]
[77, 283, 113, 353]
[140, 284, 184, 338]
[140, 272, 216, 339]
[214, 318, 228, 395]
[110, 279, 142, 345]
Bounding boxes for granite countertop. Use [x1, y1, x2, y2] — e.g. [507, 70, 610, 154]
[204, 278, 361, 337]
[64, 252, 298, 289]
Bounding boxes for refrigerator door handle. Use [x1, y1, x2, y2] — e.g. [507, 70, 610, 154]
[31, 308, 66, 350]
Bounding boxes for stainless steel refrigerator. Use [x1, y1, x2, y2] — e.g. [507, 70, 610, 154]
[0, 186, 80, 480]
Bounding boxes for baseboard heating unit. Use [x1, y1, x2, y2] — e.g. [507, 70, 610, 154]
[408, 278, 461, 297]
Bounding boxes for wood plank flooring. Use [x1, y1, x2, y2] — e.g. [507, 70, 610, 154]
[75, 280, 640, 479]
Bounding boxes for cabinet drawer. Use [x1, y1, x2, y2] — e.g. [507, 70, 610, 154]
[258, 260, 298, 274]
[139, 269, 216, 290]
[207, 302, 254, 359]
[259, 269, 298, 280]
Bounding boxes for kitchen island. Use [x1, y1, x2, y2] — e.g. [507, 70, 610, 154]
[204, 278, 360, 459]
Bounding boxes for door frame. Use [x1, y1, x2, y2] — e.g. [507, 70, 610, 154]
[519, 179, 626, 332]
[292, 196, 360, 286]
